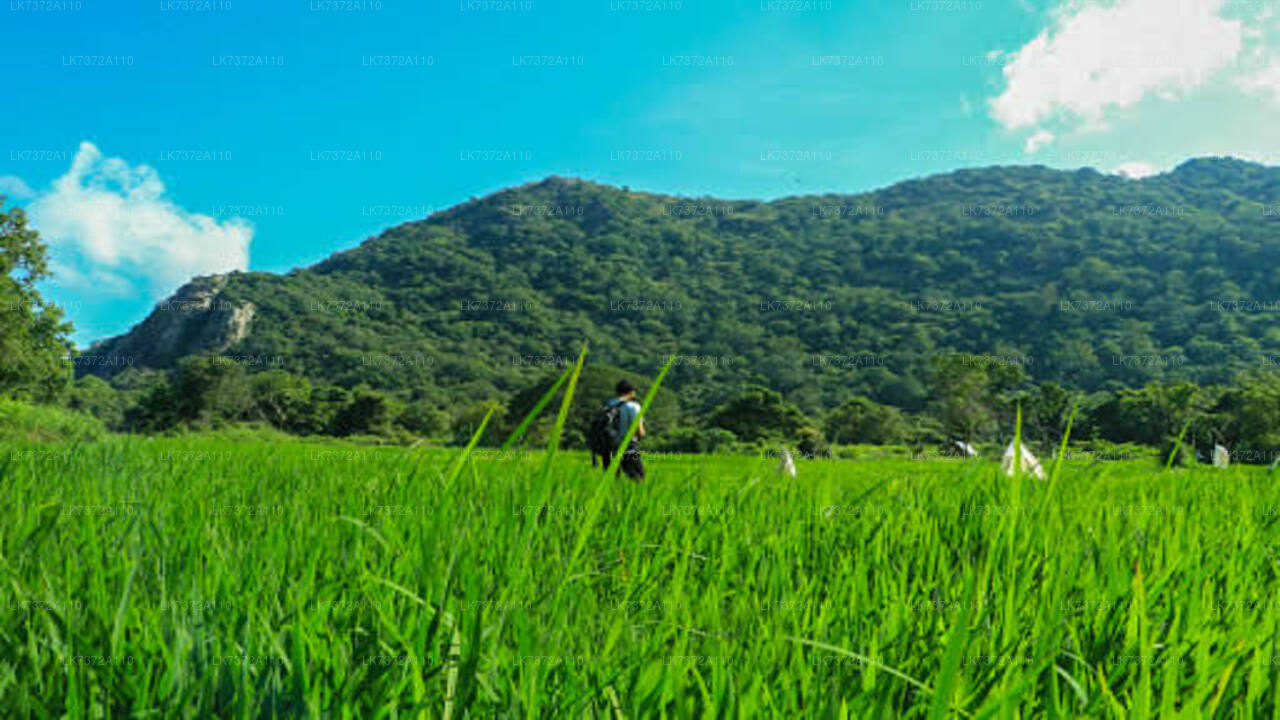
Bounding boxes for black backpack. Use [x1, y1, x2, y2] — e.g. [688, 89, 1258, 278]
[588, 401, 624, 457]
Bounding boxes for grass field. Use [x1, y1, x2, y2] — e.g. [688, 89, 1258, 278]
[4, 434, 1280, 717]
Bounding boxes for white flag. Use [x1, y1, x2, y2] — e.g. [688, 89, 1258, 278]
[778, 448, 797, 477]
[1002, 440, 1046, 480]
[1213, 444, 1230, 468]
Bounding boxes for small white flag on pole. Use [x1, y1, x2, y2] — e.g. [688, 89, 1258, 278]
[778, 448, 797, 477]
[1002, 440, 1046, 480]
[1213, 444, 1230, 468]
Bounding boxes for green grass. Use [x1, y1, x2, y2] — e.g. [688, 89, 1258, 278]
[0, 398, 106, 444]
[3, 435, 1280, 717]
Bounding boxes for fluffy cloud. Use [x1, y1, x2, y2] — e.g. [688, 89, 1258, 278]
[1236, 58, 1280, 103]
[27, 141, 251, 297]
[1025, 129, 1056, 153]
[1113, 161, 1159, 178]
[991, 0, 1244, 150]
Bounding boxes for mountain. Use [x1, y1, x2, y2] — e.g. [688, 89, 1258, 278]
[83, 159, 1280, 416]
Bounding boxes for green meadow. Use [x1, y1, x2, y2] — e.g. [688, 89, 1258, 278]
[3, 434, 1280, 717]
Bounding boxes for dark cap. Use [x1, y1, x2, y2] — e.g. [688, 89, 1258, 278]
[615, 379, 637, 395]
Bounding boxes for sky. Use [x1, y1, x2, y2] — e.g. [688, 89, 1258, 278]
[3, 0, 1280, 346]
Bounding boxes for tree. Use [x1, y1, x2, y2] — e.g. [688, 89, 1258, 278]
[652, 427, 738, 454]
[928, 354, 1026, 443]
[824, 396, 910, 445]
[707, 385, 808, 443]
[1093, 381, 1214, 448]
[397, 400, 451, 437]
[0, 198, 72, 402]
[929, 355, 990, 443]
[119, 369, 179, 432]
[249, 370, 314, 433]
[304, 385, 351, 435]
[330, 384, 394, 436]
[451, 401, 504, 446]
[66, 375, 125, 429]
[1023, 381, 1073, 444]
[1213, 373, 1280, 463]
[172, 356, 254, 425]
[794, 426, 829, 458]
[128, 355, 255, 431]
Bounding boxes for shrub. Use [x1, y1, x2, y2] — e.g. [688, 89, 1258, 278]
[0, 398, 106, 443]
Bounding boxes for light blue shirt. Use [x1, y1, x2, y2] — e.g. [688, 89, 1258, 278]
[609, 398, 641, 441]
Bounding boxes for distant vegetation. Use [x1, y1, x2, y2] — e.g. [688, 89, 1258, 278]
[6, 157, 1280, 462]
[55, 353, 1280, 465]
[0, 398, 105, 444]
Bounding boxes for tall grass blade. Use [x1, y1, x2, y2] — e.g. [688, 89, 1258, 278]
[501, 366, 572, 451]
[1165, 418, 1193, 470]
[1039, 400, 1079, 517]
[1049, 401, 1078, 486]
[1013, 402, 1023, 478]
[567, 354, 676, 571]
[541, 342, 588, 477]
[928, 574, 976, 720]
[445, 405, 496, 484]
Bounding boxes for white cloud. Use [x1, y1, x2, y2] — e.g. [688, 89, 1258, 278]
[991, 0, 1243, 143]
[1236, 57, 1280, 102]
[1113, 161, 1159, 178]
[26, 141, 251, 298]
[1223, 149, 1280, 165]
[0, 175, 35, 200]
[1025, 129, 1056, 153]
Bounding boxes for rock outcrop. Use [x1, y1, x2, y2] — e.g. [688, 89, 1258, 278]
[81, 274, 255, 376]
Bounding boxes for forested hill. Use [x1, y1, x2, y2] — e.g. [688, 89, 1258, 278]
[84, 158, 1280, 415]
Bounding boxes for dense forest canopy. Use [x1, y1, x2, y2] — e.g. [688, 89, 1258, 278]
[81, 158, 1280, 422]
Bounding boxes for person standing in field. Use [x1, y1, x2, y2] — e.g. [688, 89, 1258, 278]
[589, 379, 646, 481]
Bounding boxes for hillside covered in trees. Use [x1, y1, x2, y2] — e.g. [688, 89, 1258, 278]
[82, 158, 1280, 417]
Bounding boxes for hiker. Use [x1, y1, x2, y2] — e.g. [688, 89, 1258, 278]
[589, 379, 646, 481]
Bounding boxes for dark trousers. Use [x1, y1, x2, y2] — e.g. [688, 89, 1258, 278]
[600, 442, 645, 481]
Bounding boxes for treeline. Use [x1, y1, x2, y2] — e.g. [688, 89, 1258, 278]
[66, 358, 453, 443]
[56, 353, 1280, 464]
[649, 355, 1280, 464]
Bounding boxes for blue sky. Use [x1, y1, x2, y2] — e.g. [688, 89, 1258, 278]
[3, 0, 1280, 345]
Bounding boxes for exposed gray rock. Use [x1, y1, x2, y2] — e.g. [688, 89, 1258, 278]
[82, 273, 255, 376]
